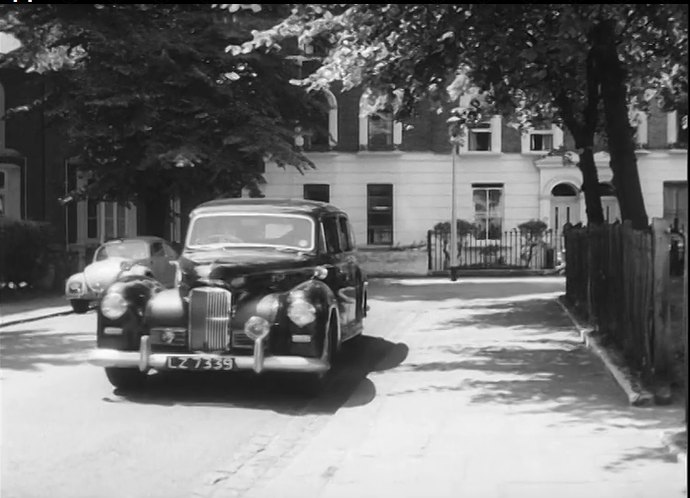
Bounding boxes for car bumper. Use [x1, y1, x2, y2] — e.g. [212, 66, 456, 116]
[65, 291, 101, 301]
[88, 336, 330, 374]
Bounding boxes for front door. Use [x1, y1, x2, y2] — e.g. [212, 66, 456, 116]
[550, 198, 581, 232]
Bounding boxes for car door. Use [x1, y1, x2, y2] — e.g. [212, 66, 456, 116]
[322, 215, 357, 338]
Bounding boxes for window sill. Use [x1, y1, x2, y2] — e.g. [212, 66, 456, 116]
[521, 150, 553, 156]
[458, 151, 503, 157]
[668, 148, 688, 154]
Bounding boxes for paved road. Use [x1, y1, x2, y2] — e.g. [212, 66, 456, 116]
[1, 277, 684, 498]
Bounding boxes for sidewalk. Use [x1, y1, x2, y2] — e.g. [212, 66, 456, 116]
[224, 280, 686, 498]
[0, 292, 73, 327]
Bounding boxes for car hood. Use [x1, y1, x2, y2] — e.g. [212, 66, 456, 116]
[179, 247, 318, 293]
[83, 257, 130, 293]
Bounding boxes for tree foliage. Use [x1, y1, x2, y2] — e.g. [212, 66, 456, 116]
[236, 3, 688, 228]
[0, 4, 323, 203]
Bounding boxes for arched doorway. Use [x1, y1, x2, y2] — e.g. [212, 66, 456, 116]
[550, 182, 581, 232]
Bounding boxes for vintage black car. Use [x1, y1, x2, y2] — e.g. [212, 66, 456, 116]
[89, 199, 368, 392]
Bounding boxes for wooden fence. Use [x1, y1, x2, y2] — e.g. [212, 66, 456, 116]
[564, 219, 680, 384]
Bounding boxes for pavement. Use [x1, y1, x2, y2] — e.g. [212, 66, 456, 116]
[0, 292, 73, 327]
[1, 278, 687, 498]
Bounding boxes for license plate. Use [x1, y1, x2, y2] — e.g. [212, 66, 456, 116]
[166, 356, 234, 371]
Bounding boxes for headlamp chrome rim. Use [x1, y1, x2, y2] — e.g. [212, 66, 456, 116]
[100, 292, 128, 320]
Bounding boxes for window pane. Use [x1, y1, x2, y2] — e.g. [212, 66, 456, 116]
[470, 131, 491, 151]
[473, 185, 504, 241]
[367, 184, 393, 245]
[368, 113, 393, 149]
[488, 189, 502, 215]
[323, 217, 340, 253]
[338, 217, 352, 251]
[303, 184, 330, 203]
[117, 204, 126, 237]
[87, 200, 98, 239]
[473, 190, 487, 214]
[530, 134, 553, 151]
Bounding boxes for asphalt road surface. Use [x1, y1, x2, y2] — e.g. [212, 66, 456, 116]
[2, 277, 576, 498]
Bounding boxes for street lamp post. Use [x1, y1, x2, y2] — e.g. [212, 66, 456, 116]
[447, 116, 463, 281]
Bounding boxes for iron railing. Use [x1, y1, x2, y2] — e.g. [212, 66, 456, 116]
[427, 229, 564, 271]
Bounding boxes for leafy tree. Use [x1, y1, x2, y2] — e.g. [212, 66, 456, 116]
[0, 4, 323, 204]
[234, 4, 688, 229]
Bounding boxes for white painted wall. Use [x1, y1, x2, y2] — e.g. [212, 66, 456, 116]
[263, 149, 688, 246]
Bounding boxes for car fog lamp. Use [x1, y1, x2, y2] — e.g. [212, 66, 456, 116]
[256, 294, 280, 316]
[244, 316, 270, 340]
[161, 329, 176, 344]
[287, 298, 316, 328]
[100, 292, 128, 320]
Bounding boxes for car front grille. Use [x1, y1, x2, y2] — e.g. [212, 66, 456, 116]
[189, 287, 231, 351]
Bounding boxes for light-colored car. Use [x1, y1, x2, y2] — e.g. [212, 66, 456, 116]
[65, 236, 178, 313]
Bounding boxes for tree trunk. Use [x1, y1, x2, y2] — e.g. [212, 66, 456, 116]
[578, 146, 605, 225]
[593, 19, 649, 229]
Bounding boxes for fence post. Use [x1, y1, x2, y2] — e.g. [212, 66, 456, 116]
[652, 218, 671, 380]
[683, 222, 689, 428]
[427, 230, 432, 271]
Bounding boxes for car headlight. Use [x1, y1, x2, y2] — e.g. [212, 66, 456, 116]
[67, 280, 83, 293]
[100, 292, 128, 320]
[287, 290, 316, 327]
[256, 294, 280, 317]
[244, 316, 270, 340]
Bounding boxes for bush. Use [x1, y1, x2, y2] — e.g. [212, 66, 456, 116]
[433, 219, 477, 237]
[0, 218, 55, 287]
[517, 219, 548, 240]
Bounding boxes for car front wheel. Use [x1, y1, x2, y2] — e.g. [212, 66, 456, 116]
[70, 299, 90, 314]
[300, 315, 338, 396]
[105, 367, 147, 391]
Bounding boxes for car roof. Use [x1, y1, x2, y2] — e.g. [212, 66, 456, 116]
[102, 236, 165, 245]
[190, 198, 346, 217]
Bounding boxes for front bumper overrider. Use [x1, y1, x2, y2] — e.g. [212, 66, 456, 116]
[88, 336, 330, 374]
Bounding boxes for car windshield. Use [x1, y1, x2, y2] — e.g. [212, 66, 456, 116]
[186, 214, 314, 251]
[94, 240, 150, 261]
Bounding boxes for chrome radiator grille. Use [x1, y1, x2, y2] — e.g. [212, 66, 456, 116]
[189, 288, 231, 351]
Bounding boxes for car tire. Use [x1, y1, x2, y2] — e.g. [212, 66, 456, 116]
[300, 316, 338, 396]
[105, 367, 147, 391]
[70, 299, 90, 314]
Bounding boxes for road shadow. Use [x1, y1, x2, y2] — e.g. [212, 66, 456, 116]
[0, 328, 94, 371]
[370, 277, 565, 303]
[112, 334, 408, 416]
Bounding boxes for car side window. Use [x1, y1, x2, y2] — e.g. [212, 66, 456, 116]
[338, 216, 353, 252]
[151, 242, 165, 258]
[322, 216, 341, 254]
[163, 243, 178, 259]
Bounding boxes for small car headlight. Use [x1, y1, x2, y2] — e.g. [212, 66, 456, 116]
[287, 291, 316, 327]
[100, 292, 128, 320]
[244, 316, 270, 340]
[67, 281, 83, 293]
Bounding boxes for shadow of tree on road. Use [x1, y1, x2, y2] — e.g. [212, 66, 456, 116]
[0, 328, 94, 371]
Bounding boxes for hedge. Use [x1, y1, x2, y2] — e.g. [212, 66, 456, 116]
[0, 218, 55, 286]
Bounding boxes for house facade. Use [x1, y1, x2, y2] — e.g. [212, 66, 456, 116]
[260, 85, 688, 252]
